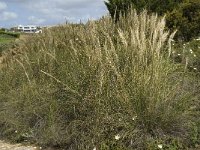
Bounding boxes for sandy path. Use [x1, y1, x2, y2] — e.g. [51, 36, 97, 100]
[0, 140, 40, 150]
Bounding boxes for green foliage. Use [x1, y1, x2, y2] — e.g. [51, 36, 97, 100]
[0, 28, 6, 32]
[0, 10, 199, 149]
[104, 0, 148, 19]
[104, 0, 184, 17]
[0, 31, 20, 38]
[105, 0, 200, 41]
[149, 0, 183, 15]
[166, 0, 200, 41]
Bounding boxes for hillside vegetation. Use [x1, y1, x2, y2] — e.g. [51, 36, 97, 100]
[0, 10, 199, 149]
[0, 31, 20, 55]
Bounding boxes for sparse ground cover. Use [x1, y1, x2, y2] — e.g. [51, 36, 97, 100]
[0, 10, 199, 150]
[172, 39, 200, 71]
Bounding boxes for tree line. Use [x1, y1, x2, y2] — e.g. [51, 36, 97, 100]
[105, 0, 200, 41]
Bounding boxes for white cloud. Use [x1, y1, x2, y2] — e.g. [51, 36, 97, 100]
[28, 16, 45, 24]
[0, 0, 108, 26]
[22, 0, 107, 22]
[0, 2, 18, 23]
[0, 11, 18, 21]
[0, 2, 7, 11]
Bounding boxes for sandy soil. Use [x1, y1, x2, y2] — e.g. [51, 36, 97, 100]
[0, 140, 40, 150]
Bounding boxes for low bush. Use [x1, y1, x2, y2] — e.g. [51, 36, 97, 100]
[0, 10, 199, 149]
[0, 31, 20, 38]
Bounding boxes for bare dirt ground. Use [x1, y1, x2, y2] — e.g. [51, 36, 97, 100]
[0, 140, 40, 150]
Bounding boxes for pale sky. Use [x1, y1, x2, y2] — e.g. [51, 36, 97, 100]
[0, 0, 108, 28]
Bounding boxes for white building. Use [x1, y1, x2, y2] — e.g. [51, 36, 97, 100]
[17, 25, 42, 33]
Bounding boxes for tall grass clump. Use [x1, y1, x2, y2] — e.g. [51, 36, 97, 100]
[0, 10, 198, 149]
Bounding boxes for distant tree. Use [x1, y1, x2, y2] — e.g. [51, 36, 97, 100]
[104, 0, 183, 17]
[0, 28, 6, 32]
[104, 0, 200, 41]
[166, 0, 200, 41]
[104, 0, 134, 19]
[149, 0, 184, 15]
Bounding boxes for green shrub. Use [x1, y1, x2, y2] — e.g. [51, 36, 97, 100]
[0, 31, 20, 38]
[166, 0, 200, 41]
[0, 10, 198, 149]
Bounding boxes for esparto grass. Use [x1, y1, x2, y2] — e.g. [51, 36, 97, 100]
[0, 9, 199, 149]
